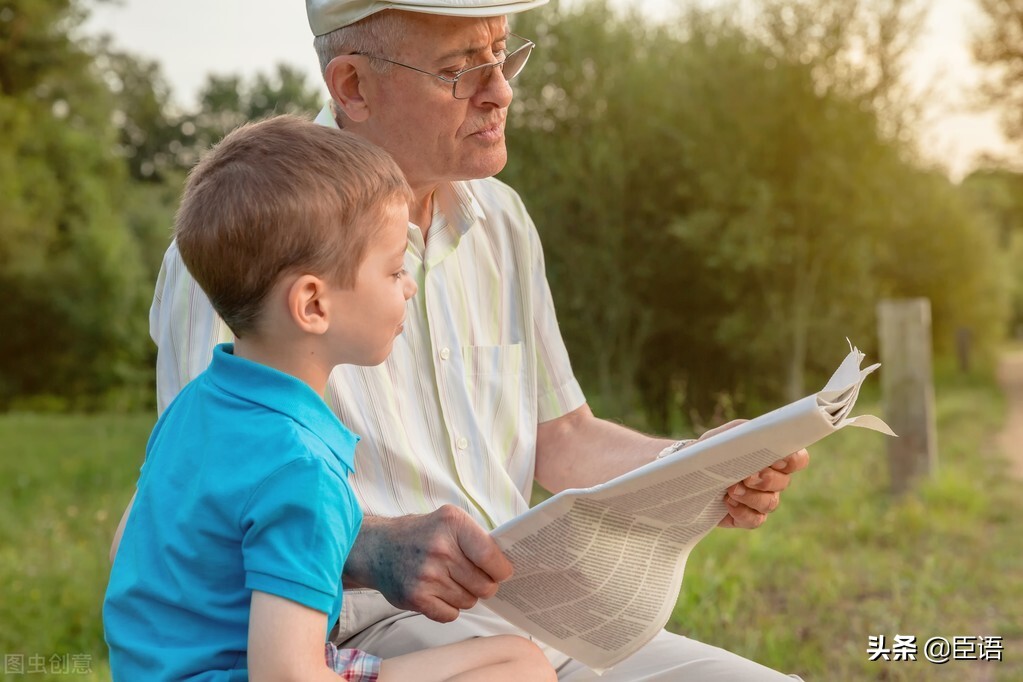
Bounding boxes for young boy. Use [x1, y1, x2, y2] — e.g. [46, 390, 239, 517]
[103, 116, 554, 682]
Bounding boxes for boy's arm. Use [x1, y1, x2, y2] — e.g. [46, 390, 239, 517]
[248, 591, 346, 682]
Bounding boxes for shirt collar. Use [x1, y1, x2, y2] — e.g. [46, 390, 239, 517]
[206, 344, 359, 471]
[440, 181, 486, 236]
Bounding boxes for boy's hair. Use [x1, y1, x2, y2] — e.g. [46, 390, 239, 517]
[174, 114, 410, 338]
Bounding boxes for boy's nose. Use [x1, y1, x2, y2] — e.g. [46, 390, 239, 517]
[404, 277, 418, 300]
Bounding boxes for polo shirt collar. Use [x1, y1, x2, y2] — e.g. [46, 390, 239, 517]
[206, 344, 359, 471]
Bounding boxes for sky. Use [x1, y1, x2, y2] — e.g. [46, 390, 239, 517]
[82, 0, 1011, 181]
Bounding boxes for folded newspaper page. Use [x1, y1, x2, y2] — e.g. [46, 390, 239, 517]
[484, 343, 895, 673]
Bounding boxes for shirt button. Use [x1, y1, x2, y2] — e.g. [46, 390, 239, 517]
[456, 437, 468, 450]
[440, 347, 451, 360]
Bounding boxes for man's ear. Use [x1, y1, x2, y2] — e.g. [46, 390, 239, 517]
[324, 55, 370, 124]
[287, 274, 331, 335]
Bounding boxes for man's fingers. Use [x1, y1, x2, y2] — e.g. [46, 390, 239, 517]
[453, 511, 514, 583]
[719, 449, 810, 530]
[722, 495, 767, 529]
[433, 572, 481, 611]
[727, 483, 780, 515]
[416, 596, 462, 624]
[741, 448, 811, 495]
[448, 557, 502, 600]
[398, 548, 484, 616]
[770, 448, 810, 474]
[743, 466, 791, 493]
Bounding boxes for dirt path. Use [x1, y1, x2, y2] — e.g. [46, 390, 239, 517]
[996, 349, 1023, 480]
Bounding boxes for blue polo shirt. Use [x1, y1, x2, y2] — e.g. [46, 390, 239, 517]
[104, 344, 362, 681]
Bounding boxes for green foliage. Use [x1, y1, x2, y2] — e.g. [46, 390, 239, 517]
[960, 169, 1023, 336]
[0, 0, 1012, 417]
[0, 0, 325, 412]
[874, 169, 1010, 369]
[0, 0, 152, 410]
[973, 0, 1023, 148]
[505, 0, 1010, 428]
[98, 47, 182, 182]
[176, 64, 324, 167]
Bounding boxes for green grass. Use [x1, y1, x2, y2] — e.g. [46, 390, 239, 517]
[0, 413, 153, 681]
[669, 368, 1023, 681]
[1, 367, 1020, 681]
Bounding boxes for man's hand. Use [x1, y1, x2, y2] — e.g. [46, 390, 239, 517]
[720, 448, 811, 529]
[342, 505, 513, 623]
[693, 419, 810, 530]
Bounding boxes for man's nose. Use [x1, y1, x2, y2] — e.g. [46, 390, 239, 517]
[474, 62, 513, 106]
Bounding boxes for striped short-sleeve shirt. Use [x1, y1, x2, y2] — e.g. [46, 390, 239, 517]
[150, 114, 585, 529]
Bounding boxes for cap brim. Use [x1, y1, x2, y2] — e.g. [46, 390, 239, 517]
[311, 0, 549, 36]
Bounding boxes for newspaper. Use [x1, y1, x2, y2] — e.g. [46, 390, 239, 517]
[484, 343, 895, 672]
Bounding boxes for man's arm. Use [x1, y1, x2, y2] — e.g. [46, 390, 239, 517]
[533, 403, 810, 529]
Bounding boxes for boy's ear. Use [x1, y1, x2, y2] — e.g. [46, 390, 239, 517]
[287, 274, 331, 335]
[324, 55, 370, 124]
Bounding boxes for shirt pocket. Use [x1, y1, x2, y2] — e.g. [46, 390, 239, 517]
[461, 343, 525, 468]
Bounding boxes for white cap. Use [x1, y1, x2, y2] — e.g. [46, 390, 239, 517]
[307, 0, 549, 36]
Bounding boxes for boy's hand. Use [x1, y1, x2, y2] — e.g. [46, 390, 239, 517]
[343, 505, 513, 623]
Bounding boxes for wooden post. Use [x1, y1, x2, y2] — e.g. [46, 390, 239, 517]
[877, 298, 938, 494]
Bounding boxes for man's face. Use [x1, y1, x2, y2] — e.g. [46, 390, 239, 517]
[357, 13, 514, 191]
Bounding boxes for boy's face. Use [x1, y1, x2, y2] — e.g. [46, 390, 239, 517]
[332, 198, 416, 366]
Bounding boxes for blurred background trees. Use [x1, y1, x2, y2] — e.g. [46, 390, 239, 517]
[1, 0, 1020, 428]
[0, 0, 321, 411]
[972, 0, 1023, 150]
[505, 0, 1015, 428]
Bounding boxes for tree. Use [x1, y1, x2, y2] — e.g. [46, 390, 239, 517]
[97, 46, 182, 182]
[960, 168, 1023, 334]
[504, 0, 1009, 429]
[973, 0, 1023, 150]
[177, 64, 324, 167]
[0, 0, 151, 409]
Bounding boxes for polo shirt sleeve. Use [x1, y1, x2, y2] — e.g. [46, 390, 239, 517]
[239, 456, 358, 614]
[525, 212, 587, 423]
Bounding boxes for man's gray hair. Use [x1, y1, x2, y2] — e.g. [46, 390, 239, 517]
[313, 10, 409, 75]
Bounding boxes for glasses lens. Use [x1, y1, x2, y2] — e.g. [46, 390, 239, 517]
[502, 43, 533, 81]
[453, 42, 534, 99]
[453, 67, 482, 99]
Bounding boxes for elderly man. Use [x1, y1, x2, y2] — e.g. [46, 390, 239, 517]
[149, 0, 808, 678]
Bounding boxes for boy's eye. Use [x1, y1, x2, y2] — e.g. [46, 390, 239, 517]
[394, 269, 408, 280]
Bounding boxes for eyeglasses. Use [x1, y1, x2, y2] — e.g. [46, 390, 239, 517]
[354, 33, 535, 100]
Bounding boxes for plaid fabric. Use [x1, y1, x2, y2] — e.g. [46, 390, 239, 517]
[325, 643, 382, 681]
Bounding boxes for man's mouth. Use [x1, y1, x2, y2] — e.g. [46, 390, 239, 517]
[469, 116, 506, 138]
